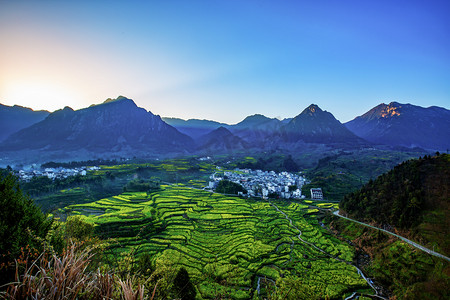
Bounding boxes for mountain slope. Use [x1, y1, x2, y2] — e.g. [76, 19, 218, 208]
[282, 104, 366, 145]
[345, 102, 450, 150]
[0, 104, 50, 141]
[340, 153, 450, 255]
[0, 97, 193, 154]
[336, 154, 450, 298]
[197, 126, 248, 152]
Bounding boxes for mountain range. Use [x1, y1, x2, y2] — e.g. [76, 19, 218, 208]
[0, 97, 448, 162]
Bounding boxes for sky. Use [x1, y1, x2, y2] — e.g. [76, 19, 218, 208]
[0, 0, 449, 124]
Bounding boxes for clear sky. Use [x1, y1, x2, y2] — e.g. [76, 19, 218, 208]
[0, 0, 449, 124]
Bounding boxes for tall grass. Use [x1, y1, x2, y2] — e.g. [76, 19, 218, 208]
[0, 243, 155, 300]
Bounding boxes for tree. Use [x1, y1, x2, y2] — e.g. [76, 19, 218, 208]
[173, 267, 196, 300]
[65, 215, 94, 241]
[0, 171, 52, 283]
[215, 180, 246, 195]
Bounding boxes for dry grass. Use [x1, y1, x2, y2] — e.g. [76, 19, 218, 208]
[0, 243, 158, 300]
[118, 277, 144, 300]
[2, 243, 92, 299]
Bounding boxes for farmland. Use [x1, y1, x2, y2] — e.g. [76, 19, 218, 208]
[63, 185, 372, 299]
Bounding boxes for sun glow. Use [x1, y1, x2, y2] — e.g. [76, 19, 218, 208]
[1, 81, 83, 112]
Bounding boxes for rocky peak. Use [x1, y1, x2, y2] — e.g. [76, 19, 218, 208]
[305, 104, 321, 113]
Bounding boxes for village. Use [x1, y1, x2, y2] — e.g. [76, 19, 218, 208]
[15, 166, 100, 181]
[207, 168, 314, 200]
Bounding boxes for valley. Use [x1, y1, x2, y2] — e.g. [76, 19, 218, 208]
[2, 153, 446, 298]
[61, 185, 373, 299]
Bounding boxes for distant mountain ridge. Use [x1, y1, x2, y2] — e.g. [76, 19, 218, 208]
[165, 106, 367, 148]
[1, 98, 448, 162]
[162, 117, 227, 140]
[345, 102, 450, 150]
[1, 96, 193, 155]
[0, 104, 50, 142]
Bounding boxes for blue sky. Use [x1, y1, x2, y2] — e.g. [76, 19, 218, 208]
[0, 0, 449, 123]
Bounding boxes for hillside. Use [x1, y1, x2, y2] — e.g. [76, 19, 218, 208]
[345, 102, 450, 151]
[301, 149, 424, 201]
[328, 154, 450, 299]
[340, 153, 450, 255]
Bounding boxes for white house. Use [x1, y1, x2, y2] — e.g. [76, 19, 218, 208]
[310, 188, 323, 200]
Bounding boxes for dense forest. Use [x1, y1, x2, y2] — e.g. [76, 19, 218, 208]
[340, 153, 449, 254]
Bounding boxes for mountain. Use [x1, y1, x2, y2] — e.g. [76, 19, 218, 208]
[162, 118, 226, 139]
[0, 96, 193, 155]
[231, 114, 278, 129]
[282, 104, 366, 145]
[228, 114, 283, 147]
[197, 127, 248, 152]
[0, 104, 50, 142]
[345, 102, 450, 150]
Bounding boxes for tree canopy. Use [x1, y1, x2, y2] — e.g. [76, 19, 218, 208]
[0, 170, 52, 283]
[340, 154, 450, 230]
[215, 179, 246, 195]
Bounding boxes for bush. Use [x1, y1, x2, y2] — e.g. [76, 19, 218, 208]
[65, 215, 95, 241]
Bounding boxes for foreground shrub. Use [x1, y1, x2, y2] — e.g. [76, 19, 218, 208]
[0, 243, 166, 300]
[0, 171, 52, 285]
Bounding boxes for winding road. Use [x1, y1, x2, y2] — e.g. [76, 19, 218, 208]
[333, 210, 450, 262]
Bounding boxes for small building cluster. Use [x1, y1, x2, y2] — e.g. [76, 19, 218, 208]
[208, 168, 307, 199]
[16, 166, 100, 181]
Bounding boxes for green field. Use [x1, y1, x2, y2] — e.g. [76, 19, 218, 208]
[63, 185, 372, 299]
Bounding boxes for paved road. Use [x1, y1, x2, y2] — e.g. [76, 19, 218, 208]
[333, 210, 450, 262]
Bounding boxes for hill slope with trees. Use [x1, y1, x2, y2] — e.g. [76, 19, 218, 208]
[340, 153, 450, 255]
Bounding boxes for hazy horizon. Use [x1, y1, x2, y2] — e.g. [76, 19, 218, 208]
[1, 0, 449, 123]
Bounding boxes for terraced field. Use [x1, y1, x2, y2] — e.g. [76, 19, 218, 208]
[64, 186, 371, 299]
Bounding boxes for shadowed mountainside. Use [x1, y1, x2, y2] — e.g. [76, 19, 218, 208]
[0, 97, 193, 154]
